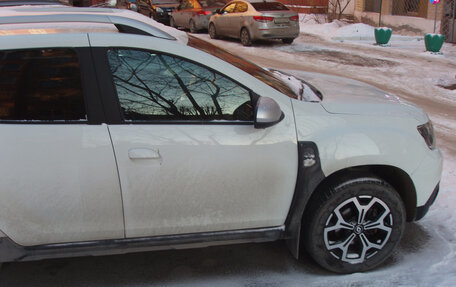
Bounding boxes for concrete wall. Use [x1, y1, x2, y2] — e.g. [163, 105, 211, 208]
[354, 11, 441, 35]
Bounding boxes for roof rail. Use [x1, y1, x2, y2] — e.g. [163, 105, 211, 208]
[0, 13, 176, 40]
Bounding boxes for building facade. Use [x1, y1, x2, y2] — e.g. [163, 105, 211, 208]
[354, 0, 454, 39]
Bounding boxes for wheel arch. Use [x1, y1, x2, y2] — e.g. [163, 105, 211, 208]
[315, 165, 416, 220]
[285, 142, 417, 259]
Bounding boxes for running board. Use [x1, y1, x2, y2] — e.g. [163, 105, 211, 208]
[0, 226, 285, 262]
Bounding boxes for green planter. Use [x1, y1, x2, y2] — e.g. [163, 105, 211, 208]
[424, 33, 445, 53]
[374, 27, 392, 45]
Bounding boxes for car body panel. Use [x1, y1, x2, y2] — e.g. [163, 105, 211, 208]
[0, 125, 125, 246]
[287, 70, 443, 207]
[137, 0, 178, 24]
[171, 0, 228, 31]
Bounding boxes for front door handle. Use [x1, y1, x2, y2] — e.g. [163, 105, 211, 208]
[128, 148, 161, 160]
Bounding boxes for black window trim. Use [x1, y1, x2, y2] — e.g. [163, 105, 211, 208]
[93, 46, 259, 125]
[0, 47, 105, 125]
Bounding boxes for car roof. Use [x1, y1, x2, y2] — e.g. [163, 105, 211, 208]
[0, 5, 189, 43]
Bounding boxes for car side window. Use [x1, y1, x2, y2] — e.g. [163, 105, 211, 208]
[234, 2, 247, 13]
[107, 49, 253, 122]
[223, 2, 236, 13]
[0, 48, 86, 122]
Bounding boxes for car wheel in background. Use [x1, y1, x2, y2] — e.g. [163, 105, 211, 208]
[240, 28, 251, 46]
[282, 38, 294, 44]
[189, 19, 198, 33]
[303, 177, 406, 273]
[209, 23, 218, 39]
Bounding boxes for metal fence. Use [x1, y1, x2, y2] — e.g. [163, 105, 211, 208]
[442, 0, 456, 43]
[392, 0, 428, 18]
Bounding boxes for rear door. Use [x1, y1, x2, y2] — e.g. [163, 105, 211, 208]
[0, 34, 124, 246]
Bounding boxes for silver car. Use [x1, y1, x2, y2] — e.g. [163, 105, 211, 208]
[209, 0, 299, 46]
[170, 0, 229, 33]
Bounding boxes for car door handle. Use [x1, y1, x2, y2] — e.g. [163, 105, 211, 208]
[128, 148, 161, 160]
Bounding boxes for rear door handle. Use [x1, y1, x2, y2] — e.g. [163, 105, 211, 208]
[128, 148, 161, 160]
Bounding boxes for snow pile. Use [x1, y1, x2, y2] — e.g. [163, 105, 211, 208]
[298, 17, 375, 41]
[331, 23, 375, 40]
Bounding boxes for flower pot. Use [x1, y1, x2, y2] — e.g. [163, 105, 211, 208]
[374, 27, 392, 45]
[424, 33, 445, 53]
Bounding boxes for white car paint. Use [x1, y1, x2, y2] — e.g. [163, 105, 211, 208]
[0, 7, 442, 251]
[88, 33, 298, 237]
[0, 125, 125, 246]
[289, 70, 442, 206]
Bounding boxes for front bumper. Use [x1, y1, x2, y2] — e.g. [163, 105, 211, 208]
[411, 147, 443, 220]
[415, 183, 440, 220]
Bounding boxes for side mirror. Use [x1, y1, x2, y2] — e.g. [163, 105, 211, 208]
[215, 8, 221, 14]
[254, 97, 283, 129]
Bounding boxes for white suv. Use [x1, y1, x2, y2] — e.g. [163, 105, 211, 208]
[0, 6, 442, 273]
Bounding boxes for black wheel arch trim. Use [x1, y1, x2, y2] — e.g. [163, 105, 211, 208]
[284, 141, 326, 259]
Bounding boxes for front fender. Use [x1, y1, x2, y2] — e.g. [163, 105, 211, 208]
[293, 101, 426, 178]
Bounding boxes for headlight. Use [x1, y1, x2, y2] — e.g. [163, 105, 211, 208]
[417, 121, 436, 150]
[156, 7, 163, 13]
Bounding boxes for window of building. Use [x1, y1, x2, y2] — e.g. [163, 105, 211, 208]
[0, 48, 86, 122]
[107, 49, 253, 122]
[364, 0, 381, 13]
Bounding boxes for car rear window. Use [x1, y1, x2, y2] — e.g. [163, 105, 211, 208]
[251, 2, 289, 11]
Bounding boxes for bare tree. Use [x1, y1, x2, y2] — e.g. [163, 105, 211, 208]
[328, 0, 352, 20]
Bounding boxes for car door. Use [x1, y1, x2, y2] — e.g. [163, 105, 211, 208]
[139, 0, 153, 16]
[90, 36, 298, 238]
[174, 0, 193, 28]
[230, 1, 248, 37]
[0, 35, 124, 246]
[216, 2, 236, 36]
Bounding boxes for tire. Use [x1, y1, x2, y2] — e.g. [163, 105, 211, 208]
[209, 23, 218, 39]
[303, 177, 406, 273]
[282, 38, 294, 44]
[170, 17, 176, 28]
[240, 28, 252, 46]
[189, 19, 198, 33]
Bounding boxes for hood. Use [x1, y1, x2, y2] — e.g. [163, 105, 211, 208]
[283, 70, 429, 123]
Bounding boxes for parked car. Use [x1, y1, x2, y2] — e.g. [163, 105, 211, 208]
[0, 6, 442, 274]
[137, 0, 179, 24]
[126, 0, 137, 11]
[170, 0, 229, 33]
[209, 0, 299, 45]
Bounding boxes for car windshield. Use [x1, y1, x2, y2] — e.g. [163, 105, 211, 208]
[251, 2, 289, 11]
[187, 36, 298, 99]
[198, 0, 229, 7]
